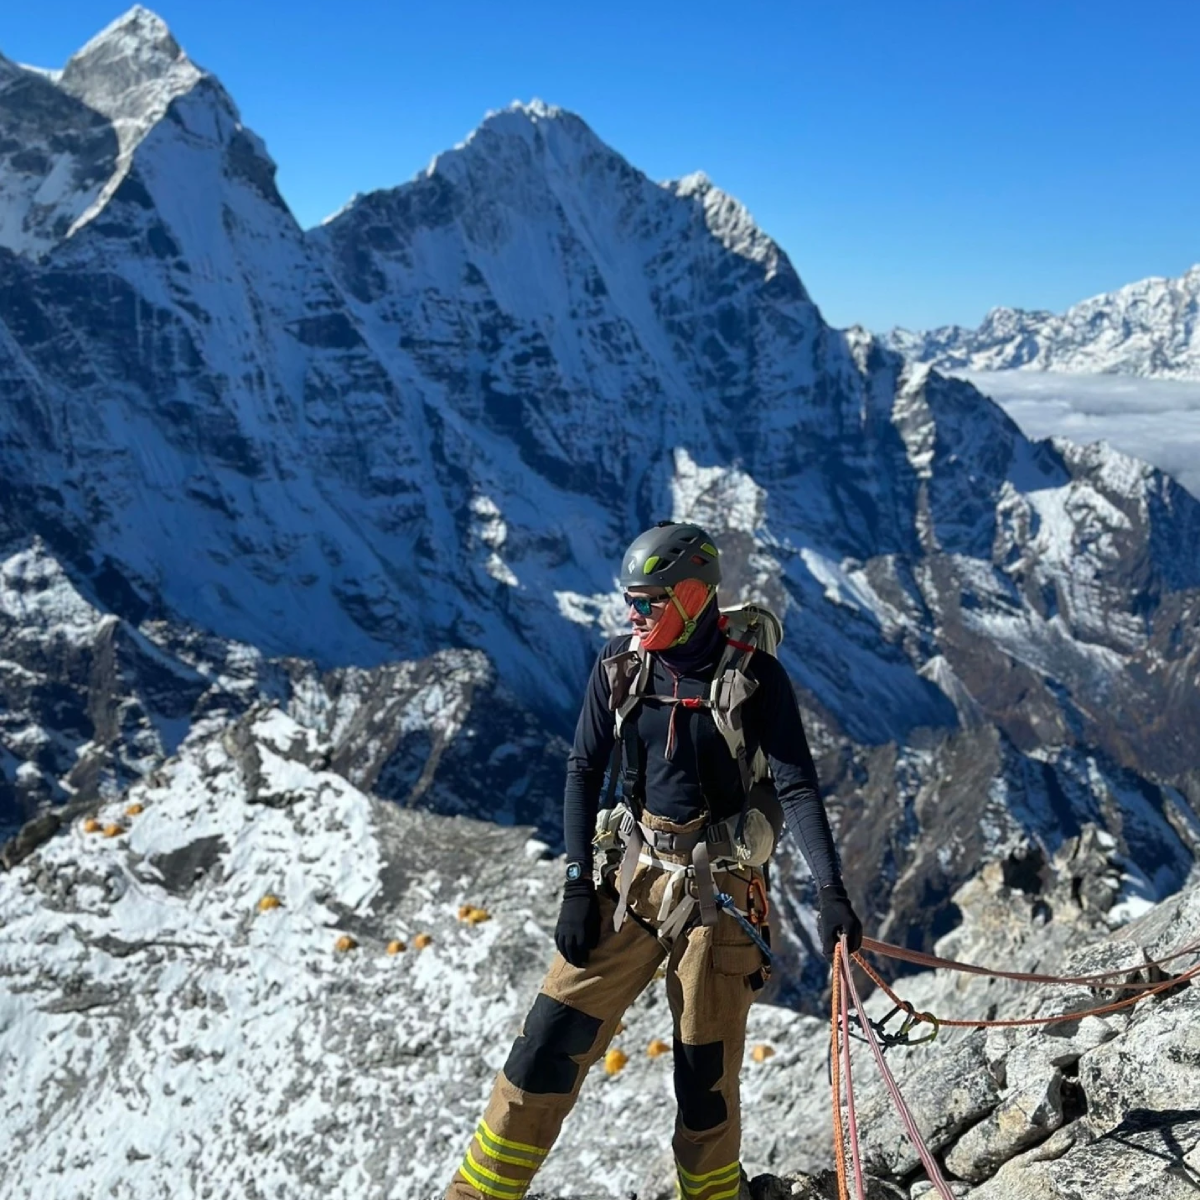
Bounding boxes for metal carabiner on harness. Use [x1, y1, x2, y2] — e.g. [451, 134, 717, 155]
[746, 874, 769, 926]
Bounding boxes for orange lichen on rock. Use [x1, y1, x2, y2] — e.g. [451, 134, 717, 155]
[646, 1039, 670, 1058]
[386, 940, 407, 955]
[751, 1044, 775, 1063]
[413, 933, 433, 949]
[257, 895, 282, 912]
[334, 934, 359, 952]
[604, 1048, 629, 1075]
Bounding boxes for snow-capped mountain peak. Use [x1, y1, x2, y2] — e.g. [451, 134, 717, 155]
[424, 97, 624, 199]
[671, 169, 801, 286]
[488, 96, 567, 123]
[0, 6, 248, 258]
[57, 5, 207, 161]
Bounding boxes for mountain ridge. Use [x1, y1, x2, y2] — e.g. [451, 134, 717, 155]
[887, 264, 1200, 379]
[1, 703, 1196, 1199]
[1, 4, 1199, 1008]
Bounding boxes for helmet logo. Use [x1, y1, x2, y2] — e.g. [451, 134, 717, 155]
[627, 558, 637, 574]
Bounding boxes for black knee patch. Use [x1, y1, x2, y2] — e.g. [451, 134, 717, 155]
[503, 993, 603, 1095]
[673, 1039, 727, 1131]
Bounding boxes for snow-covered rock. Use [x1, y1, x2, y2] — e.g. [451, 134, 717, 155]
[0, 705, 566, 1199]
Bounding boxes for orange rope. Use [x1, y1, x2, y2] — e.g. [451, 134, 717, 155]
[822, 932, 1200, 1197]
[830, 943, 850, 1200]
[839, 953, 867, 1200]
[853, 951, 1200, 1029]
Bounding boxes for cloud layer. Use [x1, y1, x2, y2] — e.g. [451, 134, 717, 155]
[956, 370, 1200, 498]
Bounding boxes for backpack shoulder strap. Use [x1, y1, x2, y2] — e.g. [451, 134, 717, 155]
[602, 635, 652, 734]
[599, 636, 651, 812]
[708, 636, 759, 789]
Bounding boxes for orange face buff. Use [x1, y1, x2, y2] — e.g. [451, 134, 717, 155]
[639, 579, 715, 651]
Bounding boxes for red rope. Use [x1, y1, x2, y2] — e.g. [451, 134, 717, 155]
[843, 944, 957, 1200]
[830, 945, 850, 1200]
[853, 951, 1200, 1029]
[860, 933, 1200, 990]
[824, 927, 1200, 1195]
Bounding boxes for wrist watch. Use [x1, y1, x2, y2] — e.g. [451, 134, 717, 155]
[565, 861, 585, 883]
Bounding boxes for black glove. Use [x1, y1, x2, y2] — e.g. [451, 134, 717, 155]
[555, 879, 601, 967]
[819, 882, 863, 959]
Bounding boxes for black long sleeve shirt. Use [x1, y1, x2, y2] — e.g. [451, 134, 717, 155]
[564, 634, 841, 888]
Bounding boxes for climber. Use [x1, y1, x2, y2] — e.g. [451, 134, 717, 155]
[446, 521, 862, 1200]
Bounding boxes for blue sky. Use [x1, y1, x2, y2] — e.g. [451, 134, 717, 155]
[4, 0, 1198, 330]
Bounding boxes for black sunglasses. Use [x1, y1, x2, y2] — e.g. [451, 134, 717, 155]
[623, 592, 670, 616]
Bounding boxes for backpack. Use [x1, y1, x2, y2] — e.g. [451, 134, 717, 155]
[599, 602, 786, 864]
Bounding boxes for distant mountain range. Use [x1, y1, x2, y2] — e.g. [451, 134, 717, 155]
[886, 264, 1200, 378]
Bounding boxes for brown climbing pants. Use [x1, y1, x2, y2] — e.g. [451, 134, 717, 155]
[446, 812, 767, 1200]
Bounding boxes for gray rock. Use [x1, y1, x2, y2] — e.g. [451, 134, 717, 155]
[849, 1031, 999, 1179]
[944, 1016, 1117, 1180]
[1078, 995, 1200, 1134]
[969, 1114, 1200, 1199]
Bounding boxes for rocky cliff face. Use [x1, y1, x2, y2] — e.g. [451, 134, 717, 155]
[886, 264, 1200, 379]
[2, 8, 1200, 1001]
[0, 539, 566, 850]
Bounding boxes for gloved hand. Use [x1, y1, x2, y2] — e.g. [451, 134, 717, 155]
[819, 882, 863, 959]
[555, 879, 601, 967]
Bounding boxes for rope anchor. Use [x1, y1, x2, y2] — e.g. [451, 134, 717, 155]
[878, 1002, 940, 1049]
[842, 1002, 939, 1054]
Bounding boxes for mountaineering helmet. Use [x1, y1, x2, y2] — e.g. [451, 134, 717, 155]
[618, 521, 721, 590]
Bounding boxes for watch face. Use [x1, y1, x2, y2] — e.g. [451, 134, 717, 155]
[566, 862, 582, 882]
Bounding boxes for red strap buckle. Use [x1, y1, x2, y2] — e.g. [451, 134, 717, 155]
[680, 697, 706, 709]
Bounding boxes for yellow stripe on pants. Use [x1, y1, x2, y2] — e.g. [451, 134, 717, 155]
[478, 1119, 550, 1160]
[457, 1153, 527, 1200]
[474, 1130, 542, 1171]
[676, 1159, 741, 1200]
